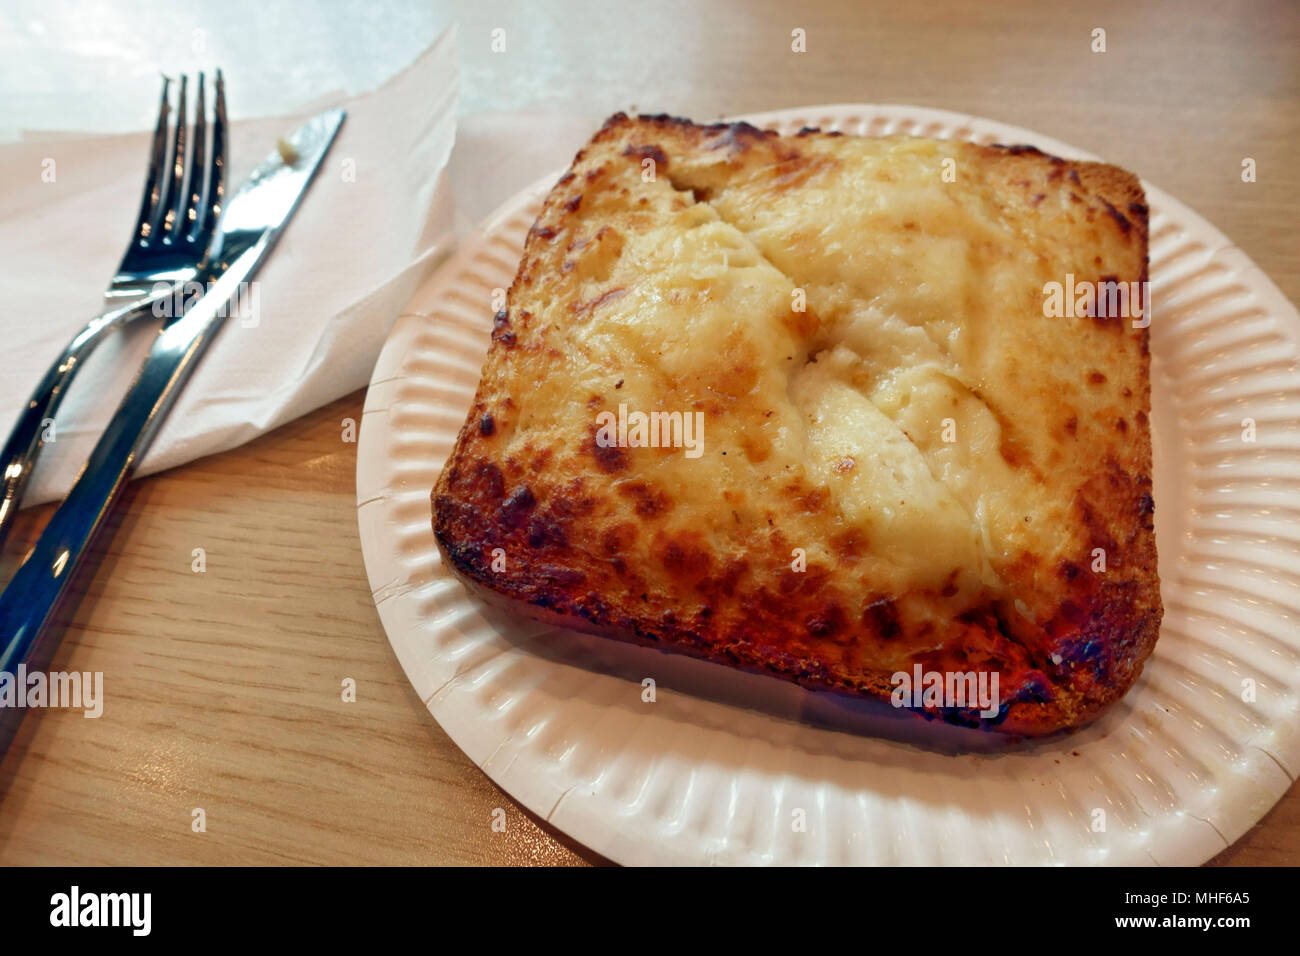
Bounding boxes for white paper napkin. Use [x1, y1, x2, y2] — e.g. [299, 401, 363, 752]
[0, 27, 459, 507]
[444, 109, 610, 233]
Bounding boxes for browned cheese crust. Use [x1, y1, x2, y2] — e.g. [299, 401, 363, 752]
[433, 113, 1161, 735]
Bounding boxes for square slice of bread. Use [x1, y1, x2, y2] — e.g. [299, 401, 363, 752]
[433, 113, 1161, 735]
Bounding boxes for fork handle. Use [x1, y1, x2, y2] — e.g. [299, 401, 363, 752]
[0, 300, 225, 673]
[0, 246, 265, 675]
[0, 293, 165, 549]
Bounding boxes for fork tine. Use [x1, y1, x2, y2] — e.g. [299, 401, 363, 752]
[198, 69, 228, 241]
[158, 74, 188, 241]
[183, 72, 207, 244]
[132, 76, 171, 244]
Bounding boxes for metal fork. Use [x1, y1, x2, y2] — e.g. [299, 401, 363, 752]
[0, 71, 226, 547]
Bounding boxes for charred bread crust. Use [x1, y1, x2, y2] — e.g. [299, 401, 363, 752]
[434, 113, 1160, 736]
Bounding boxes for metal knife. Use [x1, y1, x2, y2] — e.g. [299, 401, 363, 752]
[0, 108, 345, 672]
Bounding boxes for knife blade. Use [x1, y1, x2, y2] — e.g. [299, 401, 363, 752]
[0, 108, 345, 672]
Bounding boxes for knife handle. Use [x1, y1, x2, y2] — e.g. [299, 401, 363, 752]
[0, 277, 237, 674]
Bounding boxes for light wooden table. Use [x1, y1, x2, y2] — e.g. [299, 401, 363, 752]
[1, 0, 1296, 866]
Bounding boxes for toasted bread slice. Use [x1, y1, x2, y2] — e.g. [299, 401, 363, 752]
[433, 113, 1161, 735]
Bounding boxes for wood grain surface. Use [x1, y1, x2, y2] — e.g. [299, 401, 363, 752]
[1, 0, 1297, 865]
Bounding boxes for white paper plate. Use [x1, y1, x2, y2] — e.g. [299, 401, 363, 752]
[356, 105, 1300, 866]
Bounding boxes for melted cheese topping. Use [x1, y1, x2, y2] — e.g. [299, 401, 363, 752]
[492, 132, 1145, 629]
